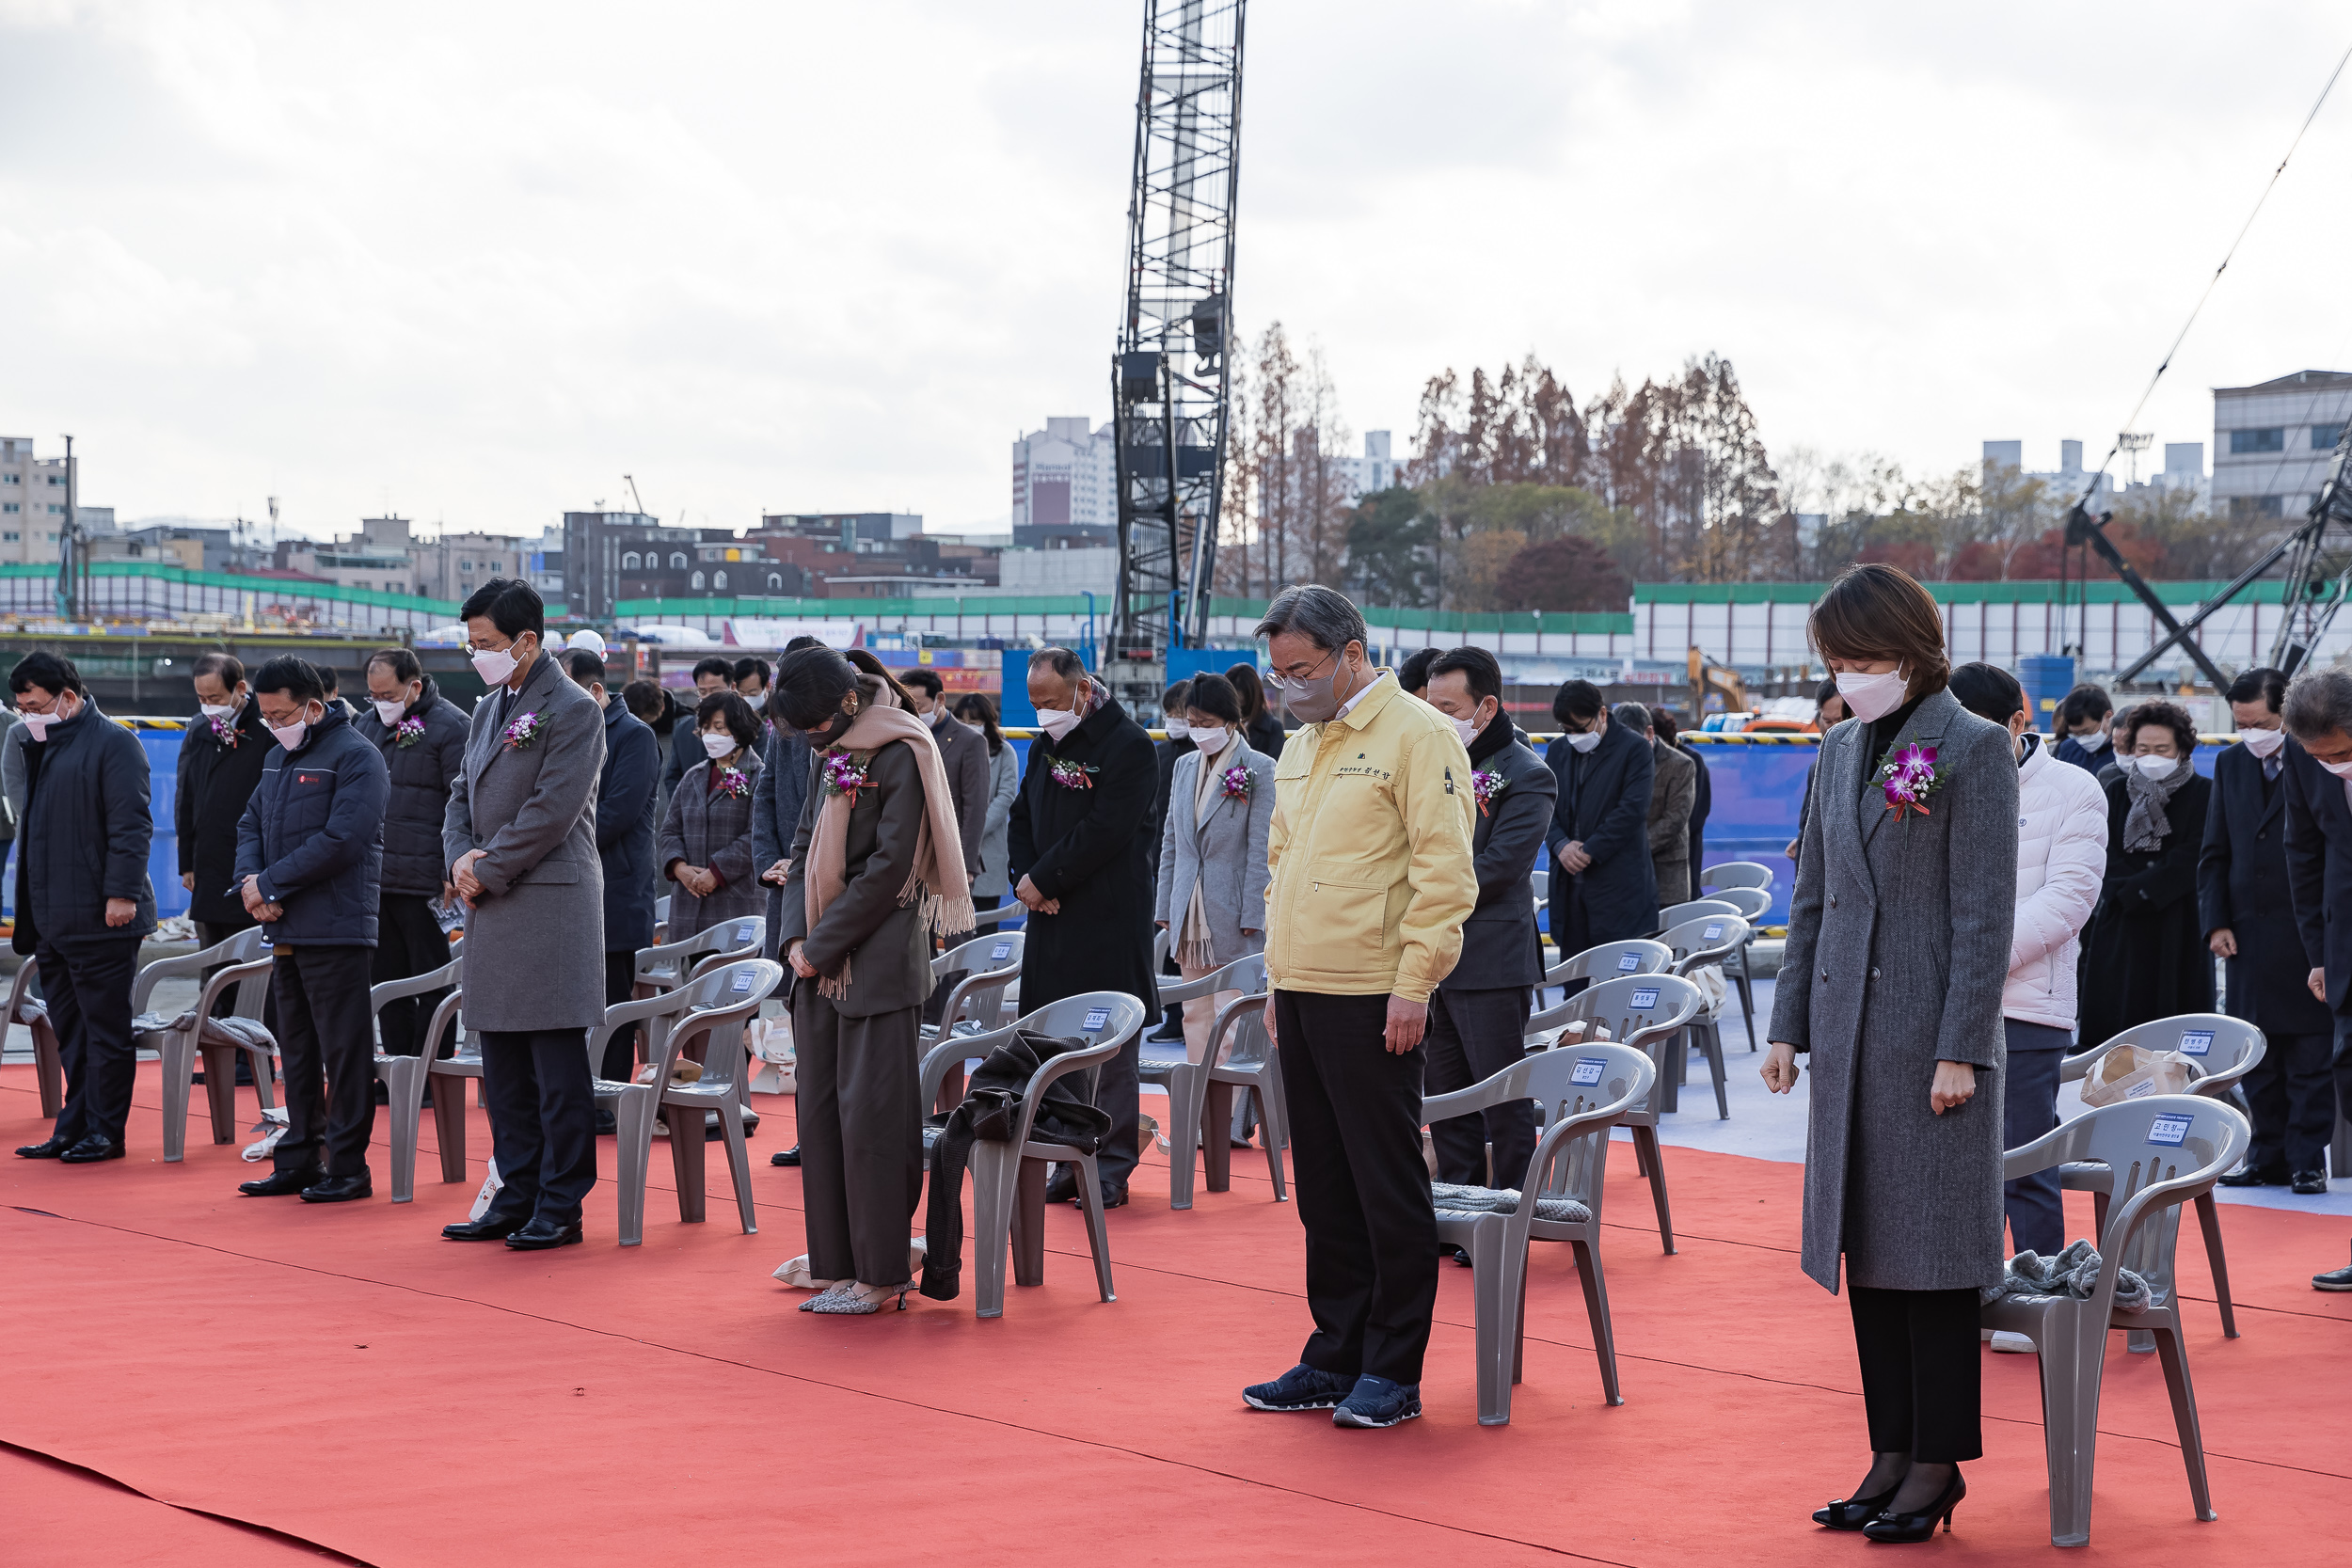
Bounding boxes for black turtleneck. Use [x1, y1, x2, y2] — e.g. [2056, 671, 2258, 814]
[1860, 691, 1927, 793]
[1466, 704, 1516, 767]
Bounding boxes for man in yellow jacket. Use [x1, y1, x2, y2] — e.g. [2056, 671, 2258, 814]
[1239, 585, 1477, 1429]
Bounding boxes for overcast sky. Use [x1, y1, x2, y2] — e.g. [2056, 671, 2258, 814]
[5, 0, 2351, 543]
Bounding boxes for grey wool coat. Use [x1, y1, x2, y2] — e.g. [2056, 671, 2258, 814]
[1153, 740, 1276, 967]
[1770, 687, 2017, 1294]
[658, 749, 766, 943]
[442, 650, 609, 1032]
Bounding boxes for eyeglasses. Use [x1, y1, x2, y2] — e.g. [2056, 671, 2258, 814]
[1262, 647, 1336, 691]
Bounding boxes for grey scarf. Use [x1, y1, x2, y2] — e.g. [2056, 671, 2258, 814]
[1981, 1239, 2151, 1314]
[2121, 755, 2191, 853]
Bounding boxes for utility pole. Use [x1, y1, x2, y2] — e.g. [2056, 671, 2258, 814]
[55, 434, 81, 623]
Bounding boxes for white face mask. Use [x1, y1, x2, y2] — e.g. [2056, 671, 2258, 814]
[1453, 716, 1481, 748]
[1038, 707, 1082, 742]
[744, 690, 767, 711]
[2238, 726, 2286, 757]
[2318, 755, 2352, 779]
[199, 700, 239, 722]
[266, 705, 318, 752]
[1192, 723, 1230, 756]
[2076, 729, 2111, 752]
[1834, 666, 1909, 724]
[1565, 728, 1601, 754]
[701, 731, 736, 760]
[469, 635, 530, 687]
[2124, 753, 2180, 777]
[1163, 719, 1191, 742]
[373, 696, 409, 727]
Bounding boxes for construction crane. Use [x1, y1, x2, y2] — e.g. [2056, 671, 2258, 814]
[1108, 0, 1246, 686]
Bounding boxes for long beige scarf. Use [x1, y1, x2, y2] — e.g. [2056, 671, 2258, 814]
[803, 676, 975, 998]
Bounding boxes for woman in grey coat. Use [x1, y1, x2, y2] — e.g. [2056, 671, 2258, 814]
[1152, 673, 1274, 1134]
[1761, 565, 2018, 1543]
[954, 694, 1018, 904]
[657, 691, 767, 943]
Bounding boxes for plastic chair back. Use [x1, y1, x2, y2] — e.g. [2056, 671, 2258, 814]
[1660, 914, 1750, 975]
[1426, 1039, 1657, 1204]
[635, 915, 765, 990]
[1656, 898, 1738, 932]
[1699, 862, 1774, 893]
[930, 929, 1026, 1035]
[1526, 973, 1705, 1059]
[2059, 1014, 2265, 1099]
[1545, 939, 1671, 989]
[661, 958, 787, 1097]
[1709, 886, 1771, 921]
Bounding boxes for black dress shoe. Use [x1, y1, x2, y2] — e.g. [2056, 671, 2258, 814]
[14, 1134, 72, 1159]
[2292, 1168, 2328, 1195]
[2219, 1164, 2289, 1187]
[505, 1217, 584, 1250]
[58, 1135, 123, 1164]
[2315, 1256, 2352, 1291]
[301, 1172, 373, 1203]
[1098, 1184, 1129, 1211]
[443, 1212, 530, 1242]
[240, 1166, 326, 1196]
[1813, 1487, 1899, 1530]
[1044, 1166, 1079, 1204]
[770, 1143, 802, 1167]
[595, 1108, 618, 1135]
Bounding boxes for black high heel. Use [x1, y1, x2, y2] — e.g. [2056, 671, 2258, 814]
[1861, 1470, 1965, 1544]
[1813, 1487, 1899, 1531]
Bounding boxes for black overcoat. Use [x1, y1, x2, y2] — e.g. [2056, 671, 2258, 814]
[2080, 769, 2215, 1046]
[354, 676, 469, 897]
[15, 700, 158, 953]
[2198, 738, 2330, 1037]
[1007, 698, 1161, 1015]
[2281, 741, 2352, 1014]
[596, 696, 660, 954]
[176, 698, 272, 926]
[1542, 718, 1657, 952]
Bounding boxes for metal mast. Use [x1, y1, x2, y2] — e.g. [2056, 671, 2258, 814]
[1111, 0, 1245, 677]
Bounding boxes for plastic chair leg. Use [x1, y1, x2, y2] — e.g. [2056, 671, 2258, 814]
[1469, 1221, 1509, 1426]
[1701, 1022, 1728, 1120]
[1572, 1235, 1623, 1404]
[1010, 1157, 1048, 1286]
[1165, 1064, 1202, 1211]
[159, 1028, 194, 1163]
[431, 1073, 469, 1182]
[246, 1048, 278, 1113]
[969, 1140, 1019, 1319]
[718, 1098, 758, 1235]
[1629, 1124, 1676, 1254]
[615, 1086, 655, 1246]
[1734, 964, 1756, 1051]
[1203, 1081, 1234, 1192]
[2152, 1321, 2217, 1521]
[2051, 1314, 2107, 1547]
[32, 1021, 65, 1118]
[1259, 1068, 1290, 1202]
[668, 1101, 708, 1224]
[2193, 1192, 2238, 1338]
[382, 1058, 421, 1202]
[199, 1043, 242, 1142]
[1073, 1151, 1116, 1303]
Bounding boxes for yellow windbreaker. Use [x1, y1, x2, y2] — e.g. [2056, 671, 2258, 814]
[1263, 670, 1477, 1002]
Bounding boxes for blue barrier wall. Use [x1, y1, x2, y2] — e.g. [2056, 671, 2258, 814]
[3, 725, 189, 923]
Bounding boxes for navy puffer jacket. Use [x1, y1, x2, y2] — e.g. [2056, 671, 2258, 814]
[233, 704, 389, 946]
[354, 676, 469, 896]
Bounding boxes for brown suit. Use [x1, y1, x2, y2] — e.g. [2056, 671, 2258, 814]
[1647, 735, 1697, 906]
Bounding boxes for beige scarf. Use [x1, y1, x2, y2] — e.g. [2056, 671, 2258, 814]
[803, 676, 976, 999]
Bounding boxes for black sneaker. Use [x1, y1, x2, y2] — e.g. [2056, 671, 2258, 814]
[1242, 1363, 1354, 1413]
[1332, 1374, 1422, 1429]
[2316, 1249, 2352, 1291]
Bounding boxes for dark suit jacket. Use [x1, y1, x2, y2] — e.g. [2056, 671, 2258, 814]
[2281, 739, 2352, 1016]
[775, 730, 934, 1019]
[930, 710, 989, 879]
[752, 726, 813, 959]
[2198, 738, 2329, 1036]
[1684, 740, 1711, 871]
[1543, 717, 1658, 945]
[596, 697, 660, 954]
[1008, 696, 1161, 1015]
[176, 698, 272, 927]
[1441, 728, 1556, 992]
[1149, 736, 1198, 883]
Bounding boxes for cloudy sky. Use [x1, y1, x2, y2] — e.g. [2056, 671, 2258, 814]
[4, 0, 2351, 542]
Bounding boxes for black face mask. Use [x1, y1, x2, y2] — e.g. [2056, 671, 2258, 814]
[810, 705, 856, 746]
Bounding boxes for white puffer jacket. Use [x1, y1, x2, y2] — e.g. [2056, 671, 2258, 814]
[2006, 739, 2110, 1029]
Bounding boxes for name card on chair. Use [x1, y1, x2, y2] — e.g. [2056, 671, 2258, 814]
[991, 942, 1013, 960]
[1616, 951, 1640, 973]
[736, 922, 757, 942]
[2178, 1030, 2214, 1057]
[2148, 1113, 2192, 1147]
[1571, 1056, 1607, 1086]
[1629, 986, 1660, 1010]
[1081, 1006, 1110, 1032]
[1704, 924, 1724, 941]
[731, 970, 755, 993]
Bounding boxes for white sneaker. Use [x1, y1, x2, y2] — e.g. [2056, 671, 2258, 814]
[1988, 1330, 2036, 1354]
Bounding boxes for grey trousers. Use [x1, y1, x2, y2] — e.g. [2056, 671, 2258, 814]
[794, 990, 924, 1287]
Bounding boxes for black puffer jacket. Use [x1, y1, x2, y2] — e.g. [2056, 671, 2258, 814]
[353, 676, 469, 896]
[233, 705, 389, 946]
[176, 698, 273, 927]
[13, 699, 159, 952]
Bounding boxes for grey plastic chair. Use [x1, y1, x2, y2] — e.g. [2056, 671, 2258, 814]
[138, 928, 278, 1162]
[1425, 1039, 1658, 1424]
[1697, 861, 1774, 893]
[1540, 939, 1672, 1013]
[651, 894, 671, 945]
[919, 990, 1145, 1318]
[633, 915, 767, 992]
[1145, 955, 1289, 1210]
[582, 983, 703, 1243]
[7, 956, 66, 1119]
[2056, 1014, 2266, 1341]
[422, 989, 489, 1183]
[1655, 913, 1750, 1119]
[624, 958, 783, 1237]
[1521, 974, 1705, 1254]
[372, 954, 466, 1200]
[1699, 886, 1769, 1051]
[1656, 897, 1738, 932]
[1988, 1094, 2249, 1547]
[920, 929, 1026, 1109]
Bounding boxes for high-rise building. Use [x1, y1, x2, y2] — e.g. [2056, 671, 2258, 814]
[1011, 418, 1118, 548]
[562, 510, 748, 619]
[0, 436, 93, 566]
[2211, 371, 2352, 523]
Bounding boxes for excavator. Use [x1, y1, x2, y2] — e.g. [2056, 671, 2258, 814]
[1687, 645, 1749, 718]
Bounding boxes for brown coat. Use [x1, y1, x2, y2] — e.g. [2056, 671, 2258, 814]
[1646, 736, 1697, 904]
[774, 736, 934, 1019]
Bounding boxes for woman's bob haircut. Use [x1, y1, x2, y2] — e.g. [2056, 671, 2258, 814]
[1807, 562, 1950, 698]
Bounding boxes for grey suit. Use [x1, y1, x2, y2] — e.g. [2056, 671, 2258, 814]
[972, 739, 1018, 899]
[930, 711, 988, 879]
[442, 650, 608, 1230]
[1152, 741, 1276, 965]
[1772, 687, 2016, 1295]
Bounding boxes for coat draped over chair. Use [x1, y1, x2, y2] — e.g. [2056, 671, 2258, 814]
[1771, 689, 2018, 1293]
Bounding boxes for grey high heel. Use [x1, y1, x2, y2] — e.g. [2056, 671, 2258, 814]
[798, 1279, 854, 1313]
[809, 1280, 914, 1315]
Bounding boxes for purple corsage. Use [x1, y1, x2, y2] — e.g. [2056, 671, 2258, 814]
[394, 716, 426, 749]
[1219, 763, 1252, 801]
[1874, 741, 1943, 821]
[209, 716, 241, 750]
[1471, 768, 1506, 816]
[501, 711, 544, 751]
[821, 751, 870, 804]
[715, 765, 752, 800]
[1049, 757, 1093, 790]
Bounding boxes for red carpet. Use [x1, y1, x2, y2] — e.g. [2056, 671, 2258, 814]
[6, 1060, 2349, 1566]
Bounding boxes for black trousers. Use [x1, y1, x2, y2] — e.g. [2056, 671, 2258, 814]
[1423, 985, 1537, 1189]
[2240, 1028, 2337, 1176]
[41, 930, 143, 1149]
[270, 945, 377, 1177]
[601, 950, 639, 1083]
[2001, 1022, 2070, 1259]
[1276, 989, 1439, 1387]
[479, 1027, 597, 1227]
[1849, 1285, 1983, 1463]
[794, 991, 924, 1287]
[373, 894, 455, 1058]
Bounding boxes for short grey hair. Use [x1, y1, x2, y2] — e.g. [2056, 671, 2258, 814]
[1031, 646, 1089, 685]
[1255, 584, 1366, 654]
[2282, 667, 2352, 743]
[1613, 701, 1654, 734]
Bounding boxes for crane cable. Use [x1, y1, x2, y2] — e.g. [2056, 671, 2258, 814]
[2082, 35, 2352, 507]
